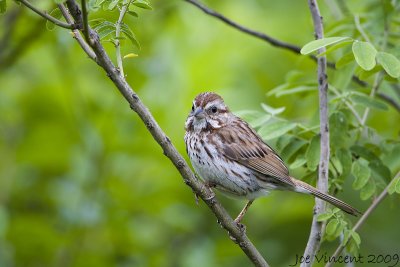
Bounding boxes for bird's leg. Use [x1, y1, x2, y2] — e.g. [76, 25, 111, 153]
[203, 181, 216, 201]
[234, 200, 254, 224]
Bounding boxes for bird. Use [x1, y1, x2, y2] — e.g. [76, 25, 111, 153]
[184, 92, 360, 223]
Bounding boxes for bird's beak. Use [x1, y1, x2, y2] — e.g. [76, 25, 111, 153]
[193, 107, 205, 119]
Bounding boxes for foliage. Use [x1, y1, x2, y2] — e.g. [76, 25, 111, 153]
[0, 0, 399, 266]
[240, 0, 400, 256]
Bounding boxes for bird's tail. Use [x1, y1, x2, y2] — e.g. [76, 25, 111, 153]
[292, 177, 361, 216]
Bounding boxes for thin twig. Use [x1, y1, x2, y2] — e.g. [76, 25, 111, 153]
[58, 4, 96, 61]
[115, 0, 132, 77]
[329, 85, 363, 125]
[301, 1, 329, 266]
[183, 0, 373, 89]
[326, 171, 400, 267]
[17, 0, 76, 29]
[354, 15, 370, 43]
[184, 0, 302, 54]
[81, 0, 90, 43]
[361, 72, 384, 125]
[63, 0, 269, 266]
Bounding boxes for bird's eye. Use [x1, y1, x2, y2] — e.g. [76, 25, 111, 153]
[211, 106, 218, 113]
[191, 104, 195, 112]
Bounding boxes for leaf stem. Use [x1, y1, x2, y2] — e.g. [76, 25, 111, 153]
[354, 15, 370, 43]
[115, 0, 132, 77]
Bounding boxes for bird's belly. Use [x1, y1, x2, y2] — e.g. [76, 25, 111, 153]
[190, 154, 265, 199]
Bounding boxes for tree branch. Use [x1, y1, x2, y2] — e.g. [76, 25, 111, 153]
[326, 171, 400, 267]
[301, 1, 329, 266]
[80, 0, 91, 43]
[184, 0, 302, 54]
[58, 3, 96, 61]
[61, 0, 269, 266]
[183, 0, 377, 90]
[17, 0, 76, 29]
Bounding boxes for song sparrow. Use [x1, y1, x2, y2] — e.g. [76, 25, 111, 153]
[184, 92, 360, 223]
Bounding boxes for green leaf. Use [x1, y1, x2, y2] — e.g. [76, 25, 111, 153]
[352, 41, 377, 71]
[336, 148, 352, 176]
[305, 134, 321, 171]
[300, 37, 352, 55]
[127, 10, 138, 17]
[343, 229, 351, 244]
[120, 23, 141, 49]
[331, 156, 343, 175]
[98, 27, 115, 39]
[260, 103, 285, 115]
[275, 86, 316, 97]
[0, 0, 6, 14]
[329, 112, 348, 148]
[376, 52, 400, 78]
[351, 160, 371, 190]
[108, 0, 119, 10]
[289, 156, 307, 169]
[249, 114, 272, 128]
[280, 138, 307, 162]
[124, 53, 138, 59]
[397, 180, 400, 194]
[388, 177, 400, 194]
[326, 219, 339, 236]
[350, 145, 380, 162]
[332, 220, 346, 239]
[93, 20, 115, 31]
[258, 120, 297, 140]
[369, 160, 391, 183]
[317, 39, 354, 57]
[316, 212, 334, 222]
[46, 8, 63, 31]
[360, 180, 376, 200]
[351, 93, 388, 110]
[336, 52, 355, 69]
[351, 231, 361, 246]
[132, 0, 152, 10]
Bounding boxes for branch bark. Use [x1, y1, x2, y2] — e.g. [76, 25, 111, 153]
[326, 171, 400, 267]
[301, 1, 329, 266]
[60, 1, 270, 266]
[58, 4, 96, 61]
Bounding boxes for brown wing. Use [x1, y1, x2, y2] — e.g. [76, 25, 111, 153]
[219, 120, 296, 188]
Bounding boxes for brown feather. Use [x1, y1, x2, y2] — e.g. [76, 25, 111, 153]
[219, 118, 296, 188]
[292, 178, 361, 216]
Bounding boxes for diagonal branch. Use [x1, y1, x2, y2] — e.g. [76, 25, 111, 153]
[183, 0, 375, 90]
[61, 0, 269, 266]
[17, 0, 77, 29]
[184, 0, 302, 54]
[301, 1, 329, 266]
[326, 171, 400, 267]
[58, 4, 96, 61]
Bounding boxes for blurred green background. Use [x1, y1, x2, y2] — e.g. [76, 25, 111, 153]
[0, 0, 399, 266]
